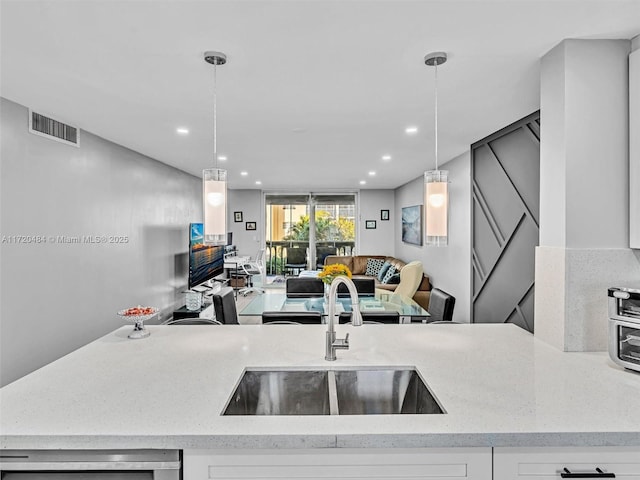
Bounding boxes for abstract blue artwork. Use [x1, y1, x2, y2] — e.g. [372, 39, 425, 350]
[401, 205, 423, 246]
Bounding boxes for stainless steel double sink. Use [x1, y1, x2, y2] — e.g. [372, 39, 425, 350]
[223, 367, 444, 416]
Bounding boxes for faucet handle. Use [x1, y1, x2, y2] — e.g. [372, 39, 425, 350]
[344, 333, 350, 345]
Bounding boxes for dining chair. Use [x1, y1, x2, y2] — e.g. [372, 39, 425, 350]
[342, 320, 383, 325]
[165, 318, 222, 325]
[285, 277, 324, 298]
[315, 246, 337, 269]
[211, 287, 240, 324]
[338, 311, 400, 324]
[262, 321, 302, 325]
[336, 278, 375, 297]
[238, 249, 266, 296]
[427, 288, 456, 322]
[284, 247, 307, 277]
[262, 311, 323, 324]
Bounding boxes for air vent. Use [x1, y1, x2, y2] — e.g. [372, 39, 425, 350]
[28, 110, 80, 147]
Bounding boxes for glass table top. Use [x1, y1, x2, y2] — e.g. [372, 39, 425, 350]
[239, 291, 429, 319]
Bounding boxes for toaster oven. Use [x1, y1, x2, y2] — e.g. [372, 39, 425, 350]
[608, 286, 640, 373]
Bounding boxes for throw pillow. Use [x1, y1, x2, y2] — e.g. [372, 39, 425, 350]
[365, 258, 385, 277]
[376, 261, 392, 282]
[384, 273, 401, 285]
[381, 265, 398, 284]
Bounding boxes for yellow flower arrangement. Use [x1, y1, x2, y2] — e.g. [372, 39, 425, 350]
[318, 263, 352, 285]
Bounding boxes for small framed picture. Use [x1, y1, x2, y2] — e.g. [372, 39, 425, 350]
[234, 211, 243, 223]
[365, 220, 377, 229]
[245, 221, 257, 231]
[381, 209, 390, 221]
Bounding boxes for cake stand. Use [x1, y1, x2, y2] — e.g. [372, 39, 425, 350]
[117, 307, 158, 339]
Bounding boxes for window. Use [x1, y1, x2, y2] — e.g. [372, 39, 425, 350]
[265, 193, 357, 276]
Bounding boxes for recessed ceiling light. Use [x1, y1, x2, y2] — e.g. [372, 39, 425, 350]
[382, 155, 391, 161]
[217, 155, 227, 161]
[359, 180, 366, 185]
[176, 127, 189, 135]
[240, 171, 248, 176]
[369, 171, 376, 176]
[255, 180, 262, 185]
[405, 126, 418, 134]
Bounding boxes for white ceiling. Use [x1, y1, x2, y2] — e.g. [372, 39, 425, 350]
[1, 1, 639, 191]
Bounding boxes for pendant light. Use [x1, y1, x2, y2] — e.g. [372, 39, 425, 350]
[424, 51, 448, 246]
[202, 51, 227, 245]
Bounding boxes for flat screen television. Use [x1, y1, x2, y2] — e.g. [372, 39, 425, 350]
[188, 223, 225, 289]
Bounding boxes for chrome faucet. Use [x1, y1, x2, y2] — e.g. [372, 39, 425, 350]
[325, 276, 363, 361]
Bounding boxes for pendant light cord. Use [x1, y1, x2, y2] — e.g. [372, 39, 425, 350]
[434, 60, 438, 172]
[213, 61, 218, 169]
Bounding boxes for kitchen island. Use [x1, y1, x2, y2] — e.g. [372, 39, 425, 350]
[1, 323, 639, 478]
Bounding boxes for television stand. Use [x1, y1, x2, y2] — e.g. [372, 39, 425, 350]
[191, 279, 228, 294]
[172, 303, 214, 321]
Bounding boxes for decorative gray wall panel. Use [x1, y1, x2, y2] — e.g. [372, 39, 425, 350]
[474, 147, 524, 239]
[471, 112, 540, 332]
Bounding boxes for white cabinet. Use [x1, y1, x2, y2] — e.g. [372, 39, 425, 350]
[184, 446, 640, 480]
[184, 447, 492, 480]
[630, 48, 640, 249]
[494, 446, 640, 479]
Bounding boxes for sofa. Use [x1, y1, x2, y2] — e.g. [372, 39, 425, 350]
[323, 255, 431, 310]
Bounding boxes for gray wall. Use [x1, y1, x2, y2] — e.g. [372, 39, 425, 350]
[0, 98, 201, 386]
[394, 152, 471, 323]
[227, 189, 263, 258]
[358, 189, 395, 256]
[540, 39, 630, 248]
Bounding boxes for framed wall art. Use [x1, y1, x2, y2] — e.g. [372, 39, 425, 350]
[401, 205, 423, 245]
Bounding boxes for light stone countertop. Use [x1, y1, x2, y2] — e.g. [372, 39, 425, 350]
[1, 323, 639, 450]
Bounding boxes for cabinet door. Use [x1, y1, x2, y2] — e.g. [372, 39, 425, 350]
[494, 446, 640, 479]
[184, 447, 492, 480]
[631, 48, 640, 248]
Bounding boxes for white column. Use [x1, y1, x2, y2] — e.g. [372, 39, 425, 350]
[536, 39, 640, 351]
[630, 36, 640, 248]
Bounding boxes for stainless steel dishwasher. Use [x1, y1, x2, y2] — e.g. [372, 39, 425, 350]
[0, 449, 180, 479]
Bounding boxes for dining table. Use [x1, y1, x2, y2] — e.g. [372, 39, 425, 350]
[239, 291, 430, 323]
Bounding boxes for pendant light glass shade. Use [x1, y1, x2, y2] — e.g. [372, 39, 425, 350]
[203, 167, 227, 245]
[202, 51, 227, 245]
[425, 169, 448, 246]
[423, 51, 449, 246]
